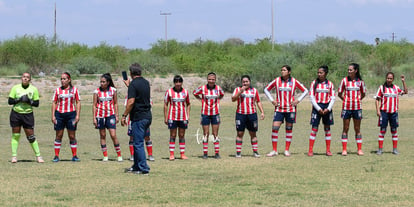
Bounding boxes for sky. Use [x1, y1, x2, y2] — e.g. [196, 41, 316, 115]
[1, 0, 414, 49]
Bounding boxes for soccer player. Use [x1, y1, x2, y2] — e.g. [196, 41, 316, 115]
[92, 73, 122, 162]
[8, 72, 44, 163]
[264, 65, 308, 157]
[164, 75, 191, 161]
[308, 65, 335, 157]
[51, 72, 81, 162]
[232, 75, 265, 158]
[375, 72, 407, 155]
[338, 63, 366, 156]
[193, 72, 224, 159]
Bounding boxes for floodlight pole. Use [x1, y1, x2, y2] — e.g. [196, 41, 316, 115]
[160, 11, 172, 52]
[271, 0, 275, 50]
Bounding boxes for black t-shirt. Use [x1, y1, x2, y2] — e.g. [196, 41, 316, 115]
[127, 77, 152, 121]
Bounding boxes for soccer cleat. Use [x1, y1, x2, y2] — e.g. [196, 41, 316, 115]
[214, 153, 221, 159]
[357, 150, 364, 156]
[11, 157, 17, 163]
[52, 156, 60, 162]
[72, 156, 80, 162]
[148, 155, 155, 161]
[202, 154, 208, 159]
[326, 151, 333, 156]
[307, 151, 314, 157]
[341, 151, 348, 156]
[36, 156, 45, 163]
[235, 152, 242, 158]
[253, 152, 261, 158]
[117, 156, 123, 162]
[102, 156, 109, 162]
[180, 154, 188, 160]
[392, 148, 399, 155]
[376, 148, 383, 155]
[169, 155, 175, 161]
[284, 150, 291, 157]
[266, 150, 278, 157]
[129, 156, 134, 161]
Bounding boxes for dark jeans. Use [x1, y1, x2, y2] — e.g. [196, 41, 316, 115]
[131, 118, 151, 173]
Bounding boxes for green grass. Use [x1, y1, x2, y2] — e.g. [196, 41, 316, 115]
[0, 96, 413, 207]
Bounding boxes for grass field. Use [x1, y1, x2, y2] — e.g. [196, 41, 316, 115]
[0, 94, 414, 207]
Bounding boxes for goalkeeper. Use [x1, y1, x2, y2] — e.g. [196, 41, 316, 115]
[8, 72, 44, 163]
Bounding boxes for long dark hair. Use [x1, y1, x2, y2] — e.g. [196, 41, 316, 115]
[314, 65, 329, 91]
[280, 65, 291, 79]
[62, 72, 73, 88]
[101, 73, 115, 88]
[349, 63, 362, 80]
[383, 72, 394, 88]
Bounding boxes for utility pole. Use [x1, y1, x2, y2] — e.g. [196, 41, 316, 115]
[391, 32, 396, 43]
[271, 0, 275, 50]
[54, 2, 57, 44]
[160, 11, 172, 52]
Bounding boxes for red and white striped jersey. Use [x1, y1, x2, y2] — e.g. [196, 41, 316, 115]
[309, 79, 335, 104]
[264, 77, 307, 112]
[338, 77, 366, 110]
[52, 87, 81, 113]
[164, 88, 190, 121]
[375, 84, 402, 113]
[94, 86, 116, 118]
[193, 84, 224, 115]
[232, 87, 261, 114]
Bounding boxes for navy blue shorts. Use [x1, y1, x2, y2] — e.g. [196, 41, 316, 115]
[310, 103, 334, 127]
[128, 123, 150, 137]
[167, 120, 188, 129]
[273, 111, 296, 123]
[200, 114, 220, 125]
[235, 113, 258, 132]
[341, 109, 362, 120]
[54, 111, 77, 131]
[96, 115, 116, 129]
[378, 111, 399, 128]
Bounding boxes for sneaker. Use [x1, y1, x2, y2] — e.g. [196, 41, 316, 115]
[129, 156, 134, 161]
[52, 156, 60, 162]
[357, 150, 364, 156]
[326, 151, 333, 156]
[307, 151, 314, 157]
[341, 151, 348, 156]
[235, 152, 242, 158]
[202, 154, 208, 159]
[392, 148, 399, 155]
[180, 154, 188, 160]
[72, 156, 80, 162]
[124, 167, 139, 173]
[253, 152, 261, 158]
[102, 156, 109, 162]
[214, 153, 221, 159]
[133, 171, 149, 175]
[148, 155, 155, 161]
[376, 148, 383, 155]
[117, 156, 123, 162]
[11, 157, 17, 163]
[36, 156, 45, 163]
[266, 150, 278, 157]
[284, 150, 291, 157]
[169, 155, 175, 161]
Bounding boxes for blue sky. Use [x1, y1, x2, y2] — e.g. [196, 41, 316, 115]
[1, 0, 413, 49]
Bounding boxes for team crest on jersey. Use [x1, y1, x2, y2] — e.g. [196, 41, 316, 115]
[288, 81, 293, 86]
[355, 81, 360, 87]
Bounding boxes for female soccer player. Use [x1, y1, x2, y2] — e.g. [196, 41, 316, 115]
[232, 75, 265, 158]
[51, 72, 81, 162]
[338, 63, 366, 156]
[8, 72, 44, 163]
[93, 73, 122, 162]
[264, 65, 308, 157]
[164, 75, 191, 161]
[308, 65, 335, 156]
[375, 72, 407, 155]
[193, 72, 224, 159]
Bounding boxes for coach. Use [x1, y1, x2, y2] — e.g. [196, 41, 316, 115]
[121, 63, 152, 175]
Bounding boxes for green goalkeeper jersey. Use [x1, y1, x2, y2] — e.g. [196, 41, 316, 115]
[9, 84, 39, 114]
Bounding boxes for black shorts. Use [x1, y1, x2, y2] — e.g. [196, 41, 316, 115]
[10, 110, 34, 129]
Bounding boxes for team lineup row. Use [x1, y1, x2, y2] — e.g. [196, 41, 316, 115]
[7, 63, 407, 166]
